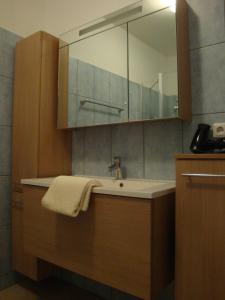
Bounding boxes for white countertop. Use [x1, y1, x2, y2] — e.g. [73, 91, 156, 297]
[21, 176, 175, 199]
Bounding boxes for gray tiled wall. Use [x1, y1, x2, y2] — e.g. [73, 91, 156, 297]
[70, 1, 225, 298]
[68, 56, 176, 128]
[0, 27, 21, 289]
[72, 0, 225, 181]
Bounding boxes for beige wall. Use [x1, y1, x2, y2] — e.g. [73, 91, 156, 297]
[0, 0, 137, 37]
[0, 0, 45, 36]
[43, 0, 138, 36]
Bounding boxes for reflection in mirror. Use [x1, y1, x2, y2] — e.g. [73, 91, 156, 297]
[128, 8, 178, 121]
[63, 24, 128, 128]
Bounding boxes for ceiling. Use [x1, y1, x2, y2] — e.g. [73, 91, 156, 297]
[129, 8, 177, 56]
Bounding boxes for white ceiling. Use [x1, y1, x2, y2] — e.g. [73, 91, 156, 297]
[129, 8, 177, 56]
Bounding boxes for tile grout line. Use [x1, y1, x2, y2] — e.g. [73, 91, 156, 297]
[190, 39, 225, 52]
[192, 111, 225, 117]
[0, 74, 14, 80]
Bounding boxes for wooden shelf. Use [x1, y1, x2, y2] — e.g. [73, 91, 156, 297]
[176, 153, 225, 160]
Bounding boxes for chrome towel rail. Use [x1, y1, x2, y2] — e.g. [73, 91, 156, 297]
[182, 173, 225, 178]
[80, 98, 124, 113]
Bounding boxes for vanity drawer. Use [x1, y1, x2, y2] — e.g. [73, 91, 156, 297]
[23, 185, 174, 300]
[23, 186, 151, 299]
[176, 156, 225, 300]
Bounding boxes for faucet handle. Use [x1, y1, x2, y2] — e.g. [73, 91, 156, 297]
[108, 164, 114, 171]
[114, 156, 121, 166]
[108, 157, 121, 172]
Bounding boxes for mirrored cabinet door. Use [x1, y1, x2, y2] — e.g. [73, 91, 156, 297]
[58, 0, 191, 129]
[128, 8, 178, 121]
[58, 24, 128, 128]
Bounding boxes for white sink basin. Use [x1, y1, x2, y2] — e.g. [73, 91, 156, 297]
[92, 177, 175, 198]
[21, 176, 175, 199]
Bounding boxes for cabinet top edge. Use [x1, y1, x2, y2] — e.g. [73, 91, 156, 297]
[176, 153, 225, 160]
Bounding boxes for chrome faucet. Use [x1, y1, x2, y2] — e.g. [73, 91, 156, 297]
[109, 157, 122, 180]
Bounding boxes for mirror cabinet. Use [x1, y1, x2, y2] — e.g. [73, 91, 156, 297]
[58, 0, 191, 129]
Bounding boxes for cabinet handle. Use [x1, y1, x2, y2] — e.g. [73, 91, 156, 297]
[182, 173, 225, 178]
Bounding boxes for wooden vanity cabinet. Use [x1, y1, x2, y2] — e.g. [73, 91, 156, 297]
[23, 185, 175, 300]
[12, 32, 72, 279]
[176, 154, 225, 300]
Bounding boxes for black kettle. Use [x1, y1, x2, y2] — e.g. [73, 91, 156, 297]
[190, 123, 225, 153]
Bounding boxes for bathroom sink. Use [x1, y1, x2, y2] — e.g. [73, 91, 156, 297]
[92, 177, 175, 198]
[21, 176, 175, 199]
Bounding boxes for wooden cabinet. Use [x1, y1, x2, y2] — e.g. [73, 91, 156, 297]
[12, 32, 72, 279]
[176, 154, 225, 300]
[23, 185, 175, 300]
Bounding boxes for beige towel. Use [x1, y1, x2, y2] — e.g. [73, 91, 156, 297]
[41, 176, 102, 217]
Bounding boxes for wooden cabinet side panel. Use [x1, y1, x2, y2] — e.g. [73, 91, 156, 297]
[176, 160, 225, 300]
[12, 192, 39, 279]
[176, 0, 192, 120]
[12, 33, 42, 186]
[39, 33, 72, 177]
[23, 187, 151, 299]
[57, 45, 69, 129]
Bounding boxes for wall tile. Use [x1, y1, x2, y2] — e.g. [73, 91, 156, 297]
[149, 89, 159, 119]
[163, 96, 178, 118]
[0, 27, 21, 78]
[188, 0, 225, 49]
[144, 120, 182, 180]
[0, 224, 11, 276]
[0, 126, 11, 175]
[75, 95, 95, 127]
[112, 123, 144, 178]
[183, 112, 225, 152]
[111, 289, 139, 300]
[109, 75, 128, 123]
[191, 43, 225, 115]
[72, 129, 85, 175]
[68, 93, 76, 128]
[94, 67, 110, 103]
[129, 82, 141, 121]
[0, 76, 13, 126]
[68, 57, 78, 94]
[93, 67, 110, 125]
[77, 60, 94, 99]
[0, 272, 17, 291]
[0, 176, 11, 226]
[84, 126, 112, 177]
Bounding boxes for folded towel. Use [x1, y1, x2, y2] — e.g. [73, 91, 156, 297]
[41, 176, 102, 217]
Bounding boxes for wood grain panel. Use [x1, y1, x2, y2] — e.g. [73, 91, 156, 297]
[39, 33, 71, 177]
[12, 192, 54, 280]
[176, 159, 225, 300]
[176, 153, 225, 160]
[12, 192, 38, 279]
[57, 45, 69, 129]
[23, 187, 151, 299]
[12, 31, 72, 279]
[12, 33, 42, 187]
[176, 0, 192, 121]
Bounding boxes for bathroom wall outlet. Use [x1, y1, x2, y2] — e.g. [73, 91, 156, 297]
[212, 123, 225, 138]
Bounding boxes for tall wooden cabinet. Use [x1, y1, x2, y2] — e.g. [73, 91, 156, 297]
[176, 154, 225, 300]
[12, 31, 72, 279]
